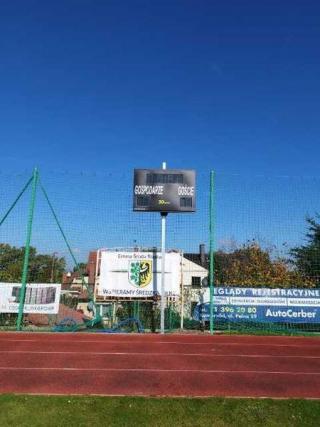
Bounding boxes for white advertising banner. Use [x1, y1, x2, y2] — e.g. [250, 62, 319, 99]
[0, 283, 61, 314]
[97, 251, 181, 298]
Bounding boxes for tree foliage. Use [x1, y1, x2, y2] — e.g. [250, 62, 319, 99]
[73, 262, 87, 275]
[0, 243, 66, 283]
[291, 215, 320, 286]
[215, 241, 312, 288]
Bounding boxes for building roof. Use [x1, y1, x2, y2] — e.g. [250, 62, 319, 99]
[184, 253, 209, 269]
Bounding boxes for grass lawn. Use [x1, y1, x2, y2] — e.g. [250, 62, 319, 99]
[1, 395, 320, 427]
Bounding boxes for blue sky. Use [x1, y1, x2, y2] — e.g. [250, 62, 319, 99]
[1, 0, 319, 175]
[0, 1, 320, 263]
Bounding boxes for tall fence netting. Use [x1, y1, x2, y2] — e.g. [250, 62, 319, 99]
[0, 170, 319, 334]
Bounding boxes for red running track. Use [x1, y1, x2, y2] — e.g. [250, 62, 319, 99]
[0, 332, 319, 398]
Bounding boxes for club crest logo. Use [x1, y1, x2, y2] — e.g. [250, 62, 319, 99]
[129, 260, 152, 287]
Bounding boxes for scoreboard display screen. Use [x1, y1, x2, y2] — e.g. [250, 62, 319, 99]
[133, 169, 196, 212]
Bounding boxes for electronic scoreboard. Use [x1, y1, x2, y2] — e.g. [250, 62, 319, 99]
[133, 169, 196, 213]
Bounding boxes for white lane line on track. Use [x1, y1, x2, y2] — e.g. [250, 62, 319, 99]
[0, 339, 319, 348]
[0, 350, 320, 359]
[0, 367, 319, 375]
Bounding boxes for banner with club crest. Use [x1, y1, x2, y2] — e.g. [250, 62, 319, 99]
[96, 250, 181, 298]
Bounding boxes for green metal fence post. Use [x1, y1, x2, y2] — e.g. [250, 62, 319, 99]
[16, 168, 38, 331]
[209, 171, 215, 334]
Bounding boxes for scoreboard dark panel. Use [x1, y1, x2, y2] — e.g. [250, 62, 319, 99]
[133, 169, 196, 212]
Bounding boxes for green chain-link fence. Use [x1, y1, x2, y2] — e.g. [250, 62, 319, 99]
[0, 169, 319, 334]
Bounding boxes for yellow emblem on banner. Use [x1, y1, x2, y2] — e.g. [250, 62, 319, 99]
[129, 260, 152, 287]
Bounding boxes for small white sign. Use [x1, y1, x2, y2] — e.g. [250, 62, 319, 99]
[0, 283, 61, 314]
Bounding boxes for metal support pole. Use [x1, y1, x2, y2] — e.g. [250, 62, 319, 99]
[0, 175, 33, 228]
[209, 171, 215, 334]
[180, 252, 184, 330]
[160, 212, 167, 333]
[16, 167, 38, 331]
[160, 161, 167, 334]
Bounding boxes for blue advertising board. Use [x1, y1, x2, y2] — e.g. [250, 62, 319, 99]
[193, 287, 320, 323]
